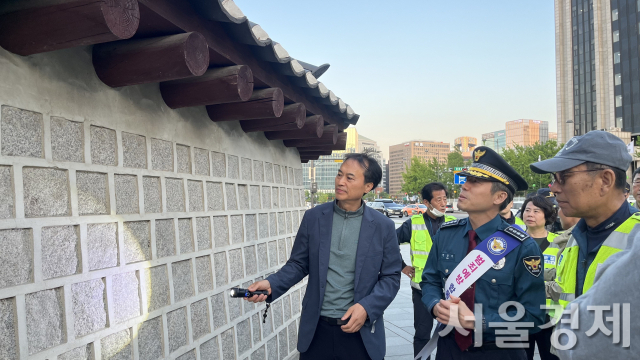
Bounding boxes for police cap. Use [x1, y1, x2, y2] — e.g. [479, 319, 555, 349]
[458, 146, 528, 195]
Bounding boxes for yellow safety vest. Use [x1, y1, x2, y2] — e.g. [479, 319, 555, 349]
[515, 216, 526, 227]
[410, 214, 456, 287]
[556, 213, 640, 309]
[543, 232, 560, 317]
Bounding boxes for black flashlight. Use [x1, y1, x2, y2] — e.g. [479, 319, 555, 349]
[229, 287, 269, 298]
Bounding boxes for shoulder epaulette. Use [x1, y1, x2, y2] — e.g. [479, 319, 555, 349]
[441, 218, 466, 228]
[504, 225, 530, 242]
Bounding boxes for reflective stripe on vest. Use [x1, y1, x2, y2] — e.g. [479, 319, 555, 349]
[409, 214, 455, 286]
[555, 214, 640, 310]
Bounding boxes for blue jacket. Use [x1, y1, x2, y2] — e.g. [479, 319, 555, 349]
[420, 215, 546, 343]
[266, 201, 402, 360]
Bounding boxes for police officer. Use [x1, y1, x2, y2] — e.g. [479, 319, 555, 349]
[530, 131, 638, 312]
[397, 182, 456, 357]
[421, 147, 545, 360]
[499, 200, 525, 227]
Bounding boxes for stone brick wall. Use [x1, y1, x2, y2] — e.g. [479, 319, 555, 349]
[0, 46, 306, 360]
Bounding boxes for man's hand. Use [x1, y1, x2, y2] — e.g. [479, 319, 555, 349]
[401, 266, 415, 279]
[433, 296, 475, 329]
[450, 295, 475, 329]
[245, 280, 271, 303]
[340, 303, 368, 333]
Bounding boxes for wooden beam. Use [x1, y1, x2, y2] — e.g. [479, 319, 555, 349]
[283, 125, 338, 147]
[160, 65, 253, 109]
[264, 115, 324, 140]
[206, 88, 284, 122]
[300, 155, 320, 161]
[296, 133, 348, 151]
[0, 0, 140, 56]
[137, 0, 346, 127]
[241, 110, 314, 133]
[298, 150, 333, 156]
[93, 32, 209, 88]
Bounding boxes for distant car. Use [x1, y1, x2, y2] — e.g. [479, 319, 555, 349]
[446, 204, 454, 213]
[373, 199, 395, 203]
[383, 202, 404, 218]
[369, 201, 385, 214]
[402, 204, 427, 217]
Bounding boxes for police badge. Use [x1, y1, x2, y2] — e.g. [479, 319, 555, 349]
[523, 256, 542, 277]
[492, 258, 505, 270]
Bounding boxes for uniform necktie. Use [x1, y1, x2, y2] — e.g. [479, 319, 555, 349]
[454, 230, 478, 351]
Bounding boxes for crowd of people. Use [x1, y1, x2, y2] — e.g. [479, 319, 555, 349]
[244, 130, 638, 360]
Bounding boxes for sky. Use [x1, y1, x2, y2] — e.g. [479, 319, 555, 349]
[237, 0, 558, 158]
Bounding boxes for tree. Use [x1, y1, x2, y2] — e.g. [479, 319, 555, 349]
[317, 193, 329, 203]
[500, 140, 564, 196]
[379, 191, 390, 199]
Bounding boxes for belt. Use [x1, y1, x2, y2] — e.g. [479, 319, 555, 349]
[319, 316, 349, 326]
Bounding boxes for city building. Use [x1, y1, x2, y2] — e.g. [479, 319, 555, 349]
[358, 134, 386, 191]
[454, 136, 477, 160]
[550, 132, 558, 140]
[384, 161, 390, 194]
[482, 130, 507, 153]
[505, 119, 549, 148]
[388, 140, 451, 196]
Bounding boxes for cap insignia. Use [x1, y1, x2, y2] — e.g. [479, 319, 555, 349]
[474, 149, 486, 162]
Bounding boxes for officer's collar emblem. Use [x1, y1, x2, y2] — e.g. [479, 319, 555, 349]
[474, 149, 486, 162]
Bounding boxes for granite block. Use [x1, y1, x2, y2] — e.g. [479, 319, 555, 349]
[41, 225, 79, 279]
[289, 168, 294, 185]
[196, 216, 212, 250]
[271, 188, 279, 209]
[194, 148, 210, 175]
[246, 214, 257, 241]
[271, 299, 282, 329]
[291, 289, 300, 316]
[259, 214, 269, 239]
[228, 296, 242, 321]
[206, 182, 225, 211]
[0, 298, 17, 359]
[300, 190, 305, 208]
[142, 176, 162, 213]
[282, 294, 291, 322]
[288, 322, 297, 353]
[112, 272, 140, 324]
[51, 117, 83, 163]
[178, 218, 194, 253]
[200, 336, 220, 360]
[295, 169, 303, 186]
[268, 241, 278, 268]
[137, 316, 163, 360]
[242, 280, 254, 314]
[23, 167, 70, 217]
[230, 215, 244, 244]
[26, 288, 65, 354]
[90, 125, 117, 166]
[213, 252, 228, 286]
[77, 171, 109, 215]
[286, 212, 292, 234]
[277, 213, 285, 236]
[292, 189, 299, 207]
[114, 174, 139, 214]
[244, 246, 257, 276]
[143, 265, 170, 312]
[210, 293, 227, 329]
[286, 189, 292, 208]
[0, 166, 12, 219]
[292, 211, 300, 233]
[228, 155, 239, 179]
[188, 180, 204, 211]
[237, 318, 252, 355]
[241, 157, 252, 181]
[211, 151, 226, 177]
[279, 189, 286, 211]
[0, 228, 32, 288]
[166, 178, 185, 212]
[151, 138, 173, 171]
[155, 219, 176, 258]
[191, 298, 210, 340]
[250, 185, 261, 209]
[195, 255, 213, 293]
[264, 163, 273, 183]
[269, 213, 277, 237]
[100, 328, 132, 360]
[262, 300, 273, 338]
[226, 183, 237, 210]
[167, 307, 187, 353]
[213, 216, 229, 247]
[123, 221, 151, 263]
[251, 345, 266, 360]
[121, 132, 147, 169]
[266, 336, 277, 360]
[71, 278, 106, 337]
[278, 329, 288, 360]
[172, 259, 194, 302]
[1, 106, 43, 158]
[257, 243, 268, 272]
[252, 313, 262, 344]
[238, 184, 249, 210]
[228, 248, 244, 281]
[177, 349, 196, 360]
[273, 165, 282, 184]
[284, 237, 292, 258]
[58, 344, 91, 360]
[253, 161, 264, 182]
[281, 167, 287, 185]
[261, 187, 271, 210]
[221, 328, 236, 360]
[176, 144, 191, 173]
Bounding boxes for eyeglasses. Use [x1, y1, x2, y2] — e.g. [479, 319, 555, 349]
[550, 169, 604, 186]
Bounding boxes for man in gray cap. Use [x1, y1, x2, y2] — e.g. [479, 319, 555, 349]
[530, 130, 638, 320]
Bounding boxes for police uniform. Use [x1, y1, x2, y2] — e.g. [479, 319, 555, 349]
[420, 147, 546, 360]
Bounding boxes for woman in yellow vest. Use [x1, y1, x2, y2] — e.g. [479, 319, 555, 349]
[519, 195, 560, 360]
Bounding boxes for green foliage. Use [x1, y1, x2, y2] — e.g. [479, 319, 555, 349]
[500, 140, 564, 195]
[379, 191, 390, 199]
[316, 193, 329, 203]
[400, 154, 462, 199]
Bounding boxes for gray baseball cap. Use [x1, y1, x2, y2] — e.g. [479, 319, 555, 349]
[530, 131, 632, 174]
